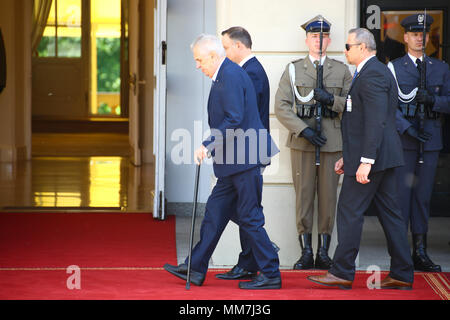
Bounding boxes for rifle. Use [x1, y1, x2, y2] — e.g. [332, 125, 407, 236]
[314, 19, 324, 166]
[417, 10, 427, 164]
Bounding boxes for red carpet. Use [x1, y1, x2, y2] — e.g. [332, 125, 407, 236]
[0, 212, 177, 268]
[1, 269, 448, 300]
[0, 213, 448, 300]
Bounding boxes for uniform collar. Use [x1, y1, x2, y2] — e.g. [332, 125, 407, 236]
[408, 53, 423, 67]
[308, 55, 326, 67]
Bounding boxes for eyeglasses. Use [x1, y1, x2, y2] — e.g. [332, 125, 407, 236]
[345, 43, 361, 51]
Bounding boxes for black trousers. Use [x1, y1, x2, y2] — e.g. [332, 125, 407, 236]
[330, 168, 414, 283]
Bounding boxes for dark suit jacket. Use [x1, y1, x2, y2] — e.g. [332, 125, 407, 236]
[342, 56, 404, 176]
[392, 54, 450, 151]
[242, 57, 270, 132]
[202, 58, 278, 178]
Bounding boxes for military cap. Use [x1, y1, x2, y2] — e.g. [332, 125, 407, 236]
[301, 15, 331, 33]
[401, 13, 434, 32]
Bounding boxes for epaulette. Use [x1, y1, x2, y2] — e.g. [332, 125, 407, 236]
[328, 58, 344, 65]
[291, 58, 304, 64]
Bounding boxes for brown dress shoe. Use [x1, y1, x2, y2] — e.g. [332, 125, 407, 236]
[380, 276, 412, 290]
[307, 272, 353, 290]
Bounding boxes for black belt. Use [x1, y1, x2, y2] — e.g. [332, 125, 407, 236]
[296, 104, 338, 119]
[398, 103, 439, 120]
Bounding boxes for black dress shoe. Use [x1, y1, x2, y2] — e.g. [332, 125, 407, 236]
[216, 266, 257, 280]
[163, 263, 205, 286]
[238, 273, 281, 290]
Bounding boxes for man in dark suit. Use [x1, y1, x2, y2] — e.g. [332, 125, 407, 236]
[307, 28, 414, 290]
[213, 26, 272, 281]
[164, 34, 281, 290]
[221, 27, 270, 132]
[389, 14, 450, 272]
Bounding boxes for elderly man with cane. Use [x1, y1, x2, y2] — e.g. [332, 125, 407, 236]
[164, 34, 281, 290]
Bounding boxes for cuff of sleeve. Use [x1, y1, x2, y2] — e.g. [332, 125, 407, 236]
[360, 157, 375, 164]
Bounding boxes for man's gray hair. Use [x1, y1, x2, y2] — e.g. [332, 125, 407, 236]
[191, 34, 226, 57]
[349, 28, 377, 52]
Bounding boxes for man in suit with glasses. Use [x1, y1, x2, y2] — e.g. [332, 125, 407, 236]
[307, 28, 414, 290]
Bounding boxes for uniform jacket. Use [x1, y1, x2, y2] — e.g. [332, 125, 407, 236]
[242, 56, 270, 132]
[274, 56, 352, 152]
[342, 56, 404, 176]
[202, 58, 279, 178]
[392, 54, 450, 151]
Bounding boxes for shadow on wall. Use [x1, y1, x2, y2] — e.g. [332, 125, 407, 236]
[0, 28, 6, 93]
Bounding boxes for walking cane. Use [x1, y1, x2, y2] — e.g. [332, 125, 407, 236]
[186, 162, 201, 290]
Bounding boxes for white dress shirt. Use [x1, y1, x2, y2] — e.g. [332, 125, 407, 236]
[212, 57, 226, 82]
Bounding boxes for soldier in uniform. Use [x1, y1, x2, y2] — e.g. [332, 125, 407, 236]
[389, 13, 450, 272]
[274, 15, 352, 270]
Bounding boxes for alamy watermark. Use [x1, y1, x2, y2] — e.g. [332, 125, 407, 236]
[66, 265, 81, 290]
[169, 121, 280, 174]
[366, 5, 381, 30]
[366, 265, 381, 289]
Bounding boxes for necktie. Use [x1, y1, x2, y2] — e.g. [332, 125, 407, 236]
[416, 58, 422, 73]
[352, 70, 359, 83]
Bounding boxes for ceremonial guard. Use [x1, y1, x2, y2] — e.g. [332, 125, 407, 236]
[274, 15, 352, 270]
[389, 13, 450, 272]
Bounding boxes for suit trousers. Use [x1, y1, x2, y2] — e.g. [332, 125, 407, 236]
[329, 168, 414, 283]
[185, 166, 280, 278]
[290, 149, 342, 235]
[395, 150, 439, 234]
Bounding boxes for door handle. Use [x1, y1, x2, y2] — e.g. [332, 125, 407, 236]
[129, 73, 146, 96]
[162, 41, 167, 65]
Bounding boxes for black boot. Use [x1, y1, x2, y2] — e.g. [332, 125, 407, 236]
[315, 234, 333, 270]
[412, 233, 441, 272]
[293, 234, 314, 270]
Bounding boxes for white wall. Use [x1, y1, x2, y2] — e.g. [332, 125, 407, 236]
[212, 0, 359, 268]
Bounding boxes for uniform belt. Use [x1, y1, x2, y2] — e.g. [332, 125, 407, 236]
[296, 104, 338, 119]
[398, 103, 439, 120]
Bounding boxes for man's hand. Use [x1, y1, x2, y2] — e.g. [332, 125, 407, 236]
[299, 127, 327, 147]
[334, 157, 344, 175]
[406, 126, 432, 143]
[356, 163, 372, 184]
[415, 89, 436, 107]
[194, 145, 208, 165]
[314, 88, 334, 106]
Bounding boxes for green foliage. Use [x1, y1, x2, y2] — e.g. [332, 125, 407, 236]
[37, 36, 81, 57]
[97, 37, 121, 92]
[98, 102, 112, 114]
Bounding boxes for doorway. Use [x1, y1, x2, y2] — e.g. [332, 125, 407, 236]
[32, 0, 128, 133]
[25, 0, 156, 211]
[31, 0, 129, 157]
